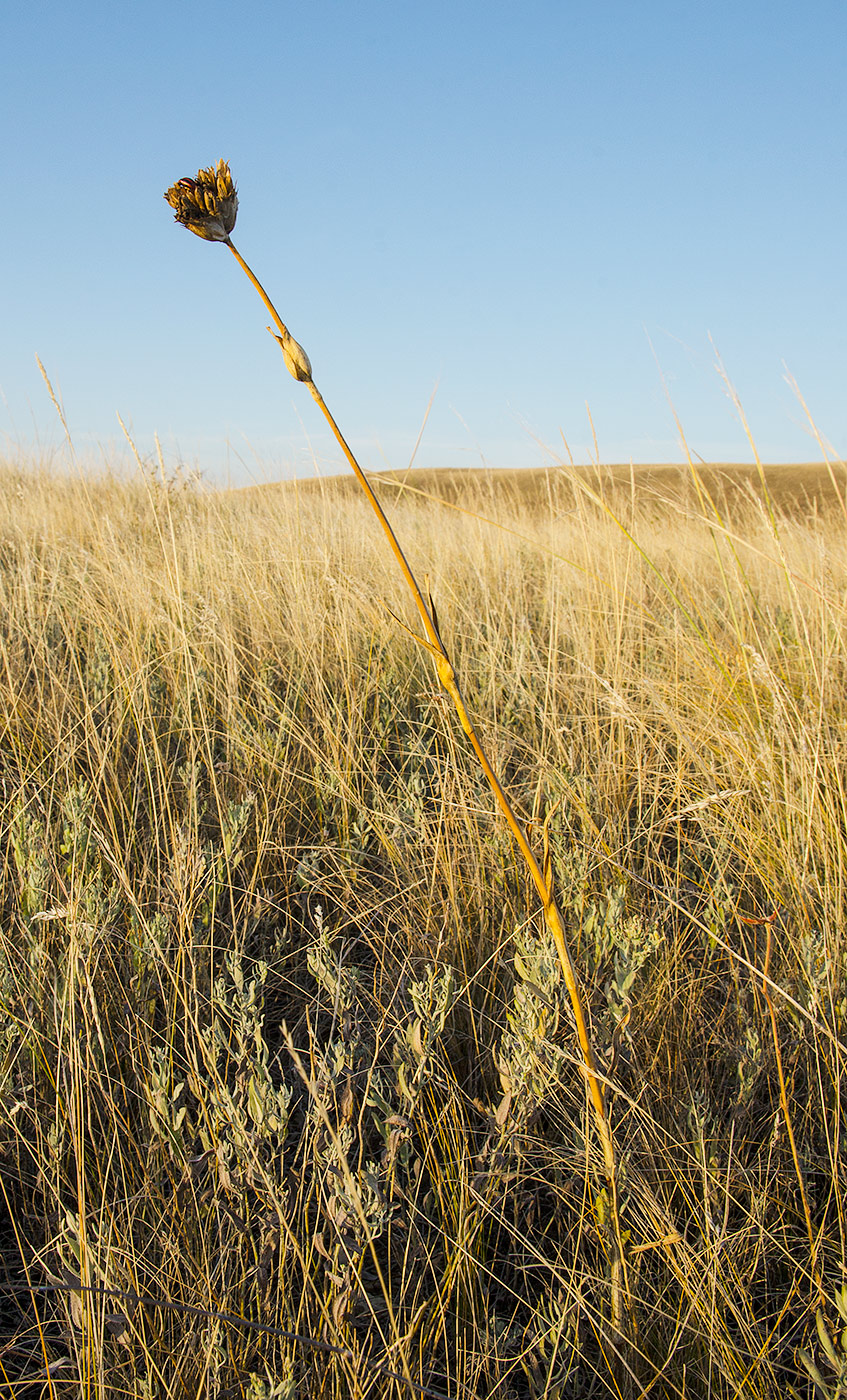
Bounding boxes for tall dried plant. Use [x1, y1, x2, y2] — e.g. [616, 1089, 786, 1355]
[164, 159, 631, 1346]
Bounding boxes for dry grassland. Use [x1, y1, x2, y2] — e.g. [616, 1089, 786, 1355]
[0, 456, 845, 1398]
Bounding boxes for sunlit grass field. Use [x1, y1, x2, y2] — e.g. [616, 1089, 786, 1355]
[0, 455, 845, 1398]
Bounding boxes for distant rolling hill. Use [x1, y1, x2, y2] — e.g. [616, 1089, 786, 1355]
[248, 461, 847, 518]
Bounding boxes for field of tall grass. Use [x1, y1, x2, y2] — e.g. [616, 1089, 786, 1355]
[0, 454, 845, 1398]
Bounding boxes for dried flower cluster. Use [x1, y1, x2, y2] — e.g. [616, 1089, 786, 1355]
[164, 159, 238, 242]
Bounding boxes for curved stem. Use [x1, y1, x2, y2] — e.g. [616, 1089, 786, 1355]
[307, 372, 613, 1132]
[225, 239, 286, 337]
[226, 240, 440, 651]
[226, 234, 631, 1341]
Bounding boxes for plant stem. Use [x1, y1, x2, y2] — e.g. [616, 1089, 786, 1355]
[225, 235, 631, 1346]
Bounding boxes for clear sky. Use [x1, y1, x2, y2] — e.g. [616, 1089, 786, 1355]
[3, 0, 846, 483]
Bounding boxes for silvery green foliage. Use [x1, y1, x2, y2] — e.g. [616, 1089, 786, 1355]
[548, 839, 590, 915]
[304, 914, 408, 1327]
[687, 1091, 724, 1234]
[145, 1045, 189, 1157]
[390, 769, 429, 848]
[353, 964, 456, 1212]
[314, 1131, 396, 1332]
[143, 948, 291, 1182]
[60, 782, 94, 876]
[603, 906, 661, 1034]
[736, 1014, 764, 1102]
[318, 1123, 394, 1254]
[10, 784, 120, 985]
[221, 793, 255, 863]
[796, 923, 830, 1020]
[366, 1071, 412, 1177]
[495, 925, 569, 1122]
[245, 1372, 297, 1400]
[306, 905, 360, 1018]
[52, 1208, 89, 1337]
[519, 1293, 580, 1400]
[700, 882, 737, 954]
[84, 628, 112, 719]
[581, 883, 660, 1063]
[304, 905, 363, 1149]
[393, 962, 456, 1105]
[583, 882, 659, 979]
[11, 804, 51, 927]
[170, 781, 254, 930]
[60, 782, 120, 934]
[127, 911, 169, 1022]
[583, 884, 627, 966]
[0, 964, 22, 1082]
[0, 804, 44, 1047]
[195, 951, 292, 1186]
[304, 910, 361, 1165]
[795, 1284, 847, 1400]
[309, 1037, 350, 1113]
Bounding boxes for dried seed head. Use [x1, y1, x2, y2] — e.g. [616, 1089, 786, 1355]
[164, 159, 238, 242]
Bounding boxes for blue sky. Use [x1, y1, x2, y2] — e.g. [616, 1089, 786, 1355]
[3, 0, 845, 483]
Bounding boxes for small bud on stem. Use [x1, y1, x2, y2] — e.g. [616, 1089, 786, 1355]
[270, 327, 313, 383]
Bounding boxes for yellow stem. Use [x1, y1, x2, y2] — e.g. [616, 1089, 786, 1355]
[307, 376, 612, 1140]
[226, 240, 441, 651]
[226, 233, 630, 1334]
[225, 239, 285, 336]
